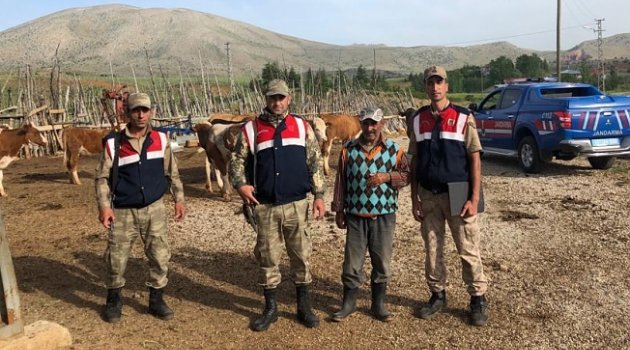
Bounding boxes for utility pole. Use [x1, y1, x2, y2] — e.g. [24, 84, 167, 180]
[225, 42, 235, 95]
[372, 48, 377, 90]
[594, 18, 606, 91]
[556, 0, 561, 82]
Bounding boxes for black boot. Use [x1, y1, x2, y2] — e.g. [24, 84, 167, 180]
[102, 287, 122, 323]
[251, 288, 278, 332]
[470, 295, 488, 326]
[296, 285, 319, 328]
[332, 287, 358, 322]
[419, 290, 447, 320]
[371, 282, 392, 322]
[148, 287, 174, 320]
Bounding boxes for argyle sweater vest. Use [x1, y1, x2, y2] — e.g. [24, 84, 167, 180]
[345, 139, 399, 215]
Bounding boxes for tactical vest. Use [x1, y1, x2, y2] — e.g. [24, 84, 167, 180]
[104, 130, 168, 208]
[242, 114, 311, 205]
[344, 139, 400, 215]
[413, 104, 470, 192]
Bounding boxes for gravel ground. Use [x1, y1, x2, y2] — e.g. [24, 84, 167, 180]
[1, 137, 628, 349]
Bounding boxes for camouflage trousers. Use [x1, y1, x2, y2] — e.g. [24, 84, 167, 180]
[254, 198, 312, 289]
[105, 199, 170, 289]
[419, 187, 488, 296]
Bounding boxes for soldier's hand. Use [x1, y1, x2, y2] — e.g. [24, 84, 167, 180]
[174, 202, 186, 221]
[312, 198, 326, 220]
[335, 211, 347, 229]
[412, 197, 423, 222]
[99, 208, 115, 229]
[460, 200, 477, 217]
[237, 185, 259, 205]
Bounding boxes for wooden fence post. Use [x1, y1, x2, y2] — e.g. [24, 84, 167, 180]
[0, 209, 24, 338]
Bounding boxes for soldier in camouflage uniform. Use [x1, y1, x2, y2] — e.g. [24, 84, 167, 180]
[229, 79, 326, 331]
[330, 107, 410, 323]
[95, 93, 186, 323]
[410, 66, 489, 326]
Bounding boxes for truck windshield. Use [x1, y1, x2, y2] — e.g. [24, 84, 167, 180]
[540, 86, 601, 98]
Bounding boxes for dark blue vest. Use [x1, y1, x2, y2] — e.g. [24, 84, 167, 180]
[413, 104, 470, 192]
[104, 130, 168, 208]
[242, 115, 311, 205]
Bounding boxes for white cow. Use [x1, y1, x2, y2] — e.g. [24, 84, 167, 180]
[192, 122, 241, 201]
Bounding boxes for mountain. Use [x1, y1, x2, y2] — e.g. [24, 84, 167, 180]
[565, 33, 630, 61]
[0, 4, 628, 77]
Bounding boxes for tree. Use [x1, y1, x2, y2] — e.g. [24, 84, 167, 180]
[578, 59, 597, 85]
[261, 61, 283, 85]
[407, 73, 424, 92]
[287, 66, 301, 89]
[354, 65, 370, 89]
[448, 70, 464, 92]
[515, 54, 548, 78]
[446, 65, 484, 93]
[607, 65, 619, 90]
[487, 56, 517, 84]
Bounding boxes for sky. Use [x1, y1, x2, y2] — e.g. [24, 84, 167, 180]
[1, 0, 629, 51]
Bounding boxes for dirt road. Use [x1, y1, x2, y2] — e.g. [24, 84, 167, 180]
[1, 141, 628, 349]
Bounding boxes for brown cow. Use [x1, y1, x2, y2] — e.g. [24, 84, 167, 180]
[62, 127, 112, 185]
[312, 114, 362, 176]
[0, 123, 48, 196]
[207, 113, 256, 125]
[192, 122, 242, 201]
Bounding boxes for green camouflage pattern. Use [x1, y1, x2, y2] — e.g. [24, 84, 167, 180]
[104, 200, 170, 289]
[253, 198, 312, 288]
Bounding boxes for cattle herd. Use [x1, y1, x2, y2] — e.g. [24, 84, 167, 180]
[0, 112, 375, 197]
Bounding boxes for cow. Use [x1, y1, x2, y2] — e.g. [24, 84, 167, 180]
[207, 113, 256, 125]
[311, 113, 362, 176]
[400, 107, 418, 157]
[0, 123, 48, 196]
[192, 122, 242, 201]
[309, 117, 327, 144]
[62, 127, 112, 185]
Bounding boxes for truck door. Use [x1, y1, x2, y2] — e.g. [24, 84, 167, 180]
[476, 88, 521, 150]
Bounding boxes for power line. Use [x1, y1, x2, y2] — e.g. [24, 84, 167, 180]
[437, 24, 592, 47]
[563, 0, 588, 26]
[573, 0, 595, 21]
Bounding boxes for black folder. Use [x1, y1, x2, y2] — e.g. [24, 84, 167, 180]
[447, 182, 484, 216]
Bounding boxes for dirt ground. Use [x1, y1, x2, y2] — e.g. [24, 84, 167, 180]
[1, 138, 629, 349]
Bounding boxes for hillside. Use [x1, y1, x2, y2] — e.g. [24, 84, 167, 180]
[0, 4, 628, 77]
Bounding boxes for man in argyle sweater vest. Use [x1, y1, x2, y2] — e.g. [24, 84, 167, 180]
[330, 107, 410, 322]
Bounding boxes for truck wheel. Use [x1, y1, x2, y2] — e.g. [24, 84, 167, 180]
[518, 136, 543, 173]
[587, 156, 616, 170]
